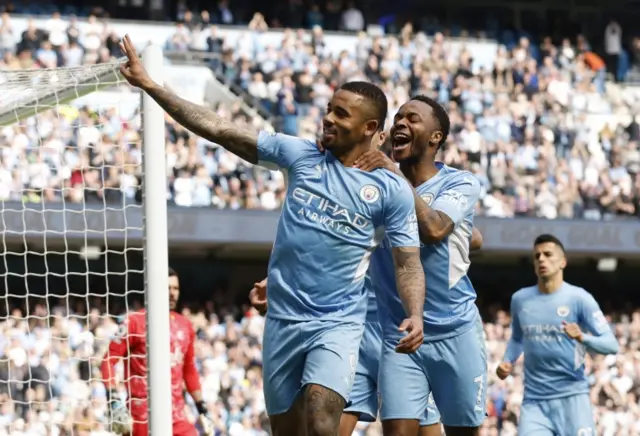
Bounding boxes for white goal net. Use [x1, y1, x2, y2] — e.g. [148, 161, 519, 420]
[0, 60, 152, 435]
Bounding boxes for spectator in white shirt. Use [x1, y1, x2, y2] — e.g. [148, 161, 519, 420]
[46, 12, 68, 48]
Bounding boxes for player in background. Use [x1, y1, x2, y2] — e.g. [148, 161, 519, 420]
[100, 268, 210, 436]
[496, 234, 618, 436]
[119, 35, 425, 436]
[249, 129, 485, 436]
[354, 96, 486, 436]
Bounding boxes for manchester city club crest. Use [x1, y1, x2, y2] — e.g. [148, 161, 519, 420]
[359, 185, 380, 203]
[421, 193, 434, 206]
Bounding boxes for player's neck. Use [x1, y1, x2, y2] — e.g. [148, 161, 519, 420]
[334, 143, 370, 167]
[537, 275, 564, 294]
[399, 155, 439, 188]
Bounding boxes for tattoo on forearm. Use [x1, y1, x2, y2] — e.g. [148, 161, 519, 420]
[146, 84, 258, 163]
[412, 190, 454, 243]
[392, 247, 425, 318]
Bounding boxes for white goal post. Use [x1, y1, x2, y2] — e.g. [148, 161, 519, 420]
[0, 46, 171, 435]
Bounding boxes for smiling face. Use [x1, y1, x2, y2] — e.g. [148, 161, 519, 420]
[389, 99, 443, 162]
[322, 89, 380, 154]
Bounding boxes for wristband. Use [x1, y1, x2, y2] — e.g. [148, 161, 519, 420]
[196, 400, 208, 415]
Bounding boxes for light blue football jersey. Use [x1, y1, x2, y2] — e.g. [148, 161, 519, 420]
[504, 282, 618, 400]
[371, 162, 481, 341]
[257, 131, 420, 324]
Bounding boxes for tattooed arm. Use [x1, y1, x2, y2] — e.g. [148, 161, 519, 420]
[414, 175, 481, 244]
[411, 188, 454, 244]
[391, 247, 425, 319]
[143, 82, 258, 163]
[117, 35, 258, 163]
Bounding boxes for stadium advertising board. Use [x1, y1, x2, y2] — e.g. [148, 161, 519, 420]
[1, 203, 639, 256]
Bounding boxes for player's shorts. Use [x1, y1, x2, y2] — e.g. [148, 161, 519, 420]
[129, 399, 197, 436]
[379, 315, 487, 427]
[343, 321, 382, 422]
[422, 393, 441, 427]
[262, 316, 365, 416]
[518, 394, 595, 436]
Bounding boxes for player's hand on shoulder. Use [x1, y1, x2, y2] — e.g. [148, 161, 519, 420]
[562, 321, 584, 342]
[107, 390, 133, 435]
[396, 315, 424, 354]
[249, 278, 268, 315]
[496, 362, 512, 380]
[354, 149, 398, 174]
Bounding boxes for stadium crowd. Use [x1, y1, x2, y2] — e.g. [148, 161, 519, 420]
[0, 297, 638, 436]
[1, 12, 640, 219]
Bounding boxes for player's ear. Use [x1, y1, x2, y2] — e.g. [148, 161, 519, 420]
[429, 130, 443, 147]
[363, 119, 379, 138]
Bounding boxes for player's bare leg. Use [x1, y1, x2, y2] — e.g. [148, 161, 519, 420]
[443, 426, 480, 436]
[269, 395, 305, 436]
[304, 384, 346, 436]
[383, 419, 421, 436]
[420, 423, 443, 436]
[340, 412, 360, 436]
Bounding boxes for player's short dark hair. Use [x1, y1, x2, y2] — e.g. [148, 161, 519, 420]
[168, 267, 178, 277]
[410, 95, 450, 149]
[338, 81, 388, 132]
[533, 234, 565, 253]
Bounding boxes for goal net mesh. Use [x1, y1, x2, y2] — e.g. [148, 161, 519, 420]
[0, 61, 146, 435]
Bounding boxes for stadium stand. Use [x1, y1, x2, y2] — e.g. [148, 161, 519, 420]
[0, 11, 638, 219]
[2, 297, 640, 435]
[1, 4, 640, 436]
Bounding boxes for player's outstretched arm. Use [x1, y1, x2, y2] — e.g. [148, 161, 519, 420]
[119, 35, 258, 164]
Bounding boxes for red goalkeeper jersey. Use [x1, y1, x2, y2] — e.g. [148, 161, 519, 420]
[101, 310, 201, 424]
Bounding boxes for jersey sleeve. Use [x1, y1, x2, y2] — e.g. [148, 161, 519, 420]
[577, 291, 619, 355]
[504, 294, 524, 363]
[431, 173, 481, 226]
[101, 315, 134, 390]
[382, 180, 420, 248]
[257, 131, 318, 170]
[182, 321, 201, 393]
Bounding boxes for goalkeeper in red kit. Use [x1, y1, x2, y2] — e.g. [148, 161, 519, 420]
[100, 267, 211, 436]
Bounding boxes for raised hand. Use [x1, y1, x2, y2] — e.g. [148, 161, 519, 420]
[119, 34, 155, 90]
